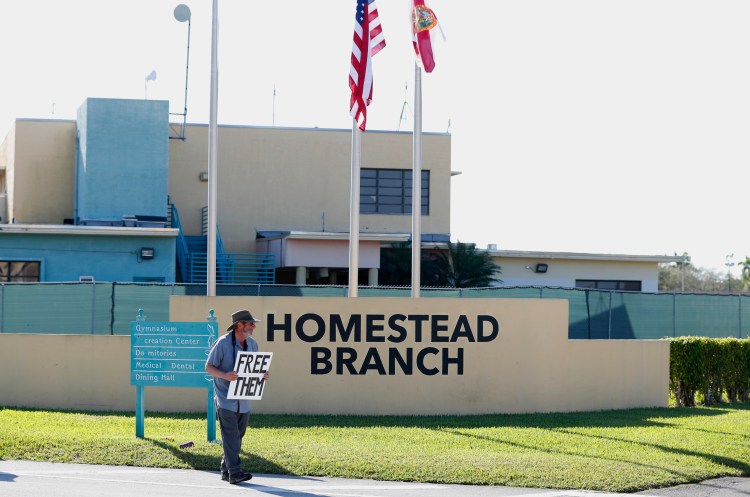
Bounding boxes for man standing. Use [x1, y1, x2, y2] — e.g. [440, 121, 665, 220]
[205, 309, 269, 484]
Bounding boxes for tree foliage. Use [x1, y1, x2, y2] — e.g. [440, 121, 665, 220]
[659, 254, 743, 293]
[379, 241, 502, 288]
[740, 256, 750, 291]
[432, 242, 503, 288]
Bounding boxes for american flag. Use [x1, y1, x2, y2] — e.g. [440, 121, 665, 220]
[349, 0, 385, 131]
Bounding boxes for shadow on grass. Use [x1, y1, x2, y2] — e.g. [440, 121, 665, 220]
[247, 403, 747, 430]
[555, 427, 750, 474]
[147, 438, 291, 475]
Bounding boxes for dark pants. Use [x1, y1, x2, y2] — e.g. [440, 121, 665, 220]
[217, 407, 250, 477]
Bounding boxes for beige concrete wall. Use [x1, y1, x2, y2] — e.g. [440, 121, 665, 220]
[9, 120, 76, 224]
[0, 334, 207, 412]
[3, 120, 450, 247]
[171, 296, 668, 415]
[0, 299, 668, 415]
[167, 126, 451, 253]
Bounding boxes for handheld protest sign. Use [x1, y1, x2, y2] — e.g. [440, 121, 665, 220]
[227, 351, 273, 400]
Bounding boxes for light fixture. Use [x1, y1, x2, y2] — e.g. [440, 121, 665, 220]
[535, 263, 548, 274]
[199, 171, 209, 182]
[140, 248, 155, 260]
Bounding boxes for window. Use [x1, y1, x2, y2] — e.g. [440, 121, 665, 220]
[0, 261, 40, 282]
[576, 279, 642, 292]
[360, 168, 429, 215]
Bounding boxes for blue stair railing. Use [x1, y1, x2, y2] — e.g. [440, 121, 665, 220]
[168, 201, 191, 282]
[186, 206, 276, 284]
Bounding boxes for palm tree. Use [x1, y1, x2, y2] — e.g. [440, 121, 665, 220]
[442, 241, 502, 288]
[378, 242, 413, 286]
[379, 241, 501, 288]
[740, 256, 750, 292]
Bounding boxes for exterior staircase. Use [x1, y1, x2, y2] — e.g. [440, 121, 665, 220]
[168, 202, 275, 284]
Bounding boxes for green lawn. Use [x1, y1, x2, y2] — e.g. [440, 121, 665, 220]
[2, 404, 750, 492]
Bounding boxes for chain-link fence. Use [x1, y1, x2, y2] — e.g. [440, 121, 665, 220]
[0, 282, 747, 338]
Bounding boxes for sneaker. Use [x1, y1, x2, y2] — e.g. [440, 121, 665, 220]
[221, 472, 229, 481]
[229, 472, 253, 484]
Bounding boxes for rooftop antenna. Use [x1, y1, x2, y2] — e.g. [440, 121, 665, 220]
[170, 4, 191, 140]
[272, 84, 276, 127]
[398, 81, 412, 131]
[145, 70, 157, 99]
[446, 118, 451, 134]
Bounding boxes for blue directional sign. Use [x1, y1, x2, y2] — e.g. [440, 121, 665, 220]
[130, 321, 218, 388]
[130, 310, 219, 442]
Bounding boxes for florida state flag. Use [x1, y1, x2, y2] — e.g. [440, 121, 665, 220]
[411, 0, 437, 73]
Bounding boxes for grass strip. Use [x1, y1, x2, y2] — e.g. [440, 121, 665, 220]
[1, 404, 750, 492]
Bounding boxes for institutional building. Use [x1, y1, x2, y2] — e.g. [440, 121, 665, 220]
[0, 97, 680, 290]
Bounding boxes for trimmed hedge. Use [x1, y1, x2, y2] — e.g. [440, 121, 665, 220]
[669, 337, 750, 407]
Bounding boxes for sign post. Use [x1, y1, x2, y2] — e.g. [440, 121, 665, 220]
[130, 309, 219, 441]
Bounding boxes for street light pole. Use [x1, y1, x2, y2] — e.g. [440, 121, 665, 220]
[725, 254, 735, 293]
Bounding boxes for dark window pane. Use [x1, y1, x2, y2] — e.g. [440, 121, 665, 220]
[596, 281, 618, 290]
[379, 170, 403, 179]
[379, 204, 403, 214]
[380, 187, 403, 196]
[575, 279, 641, 291]
[380, 179, 403, 188]
[0, 261, 40, 282]
[620, 281, 642, 291]
[360, 168, 429, 215]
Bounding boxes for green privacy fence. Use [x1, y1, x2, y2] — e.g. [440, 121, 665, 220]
[0, 282, 747, 338]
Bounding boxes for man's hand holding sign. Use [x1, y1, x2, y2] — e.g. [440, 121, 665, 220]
[228, 351, 272, 400]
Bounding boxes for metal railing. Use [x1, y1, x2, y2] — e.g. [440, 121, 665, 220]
[168, 202, 190, 282]
[187, 253, 276, 284]
[201, 206, 226, 256]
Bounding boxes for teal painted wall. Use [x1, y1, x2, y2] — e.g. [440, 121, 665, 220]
[75, 98, 169, 223]
[0, 233, 175, 282]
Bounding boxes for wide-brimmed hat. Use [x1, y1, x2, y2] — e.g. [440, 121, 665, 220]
[227, 309, 261, 331]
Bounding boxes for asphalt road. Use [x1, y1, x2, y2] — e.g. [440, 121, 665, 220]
[1, 460, 748, 497]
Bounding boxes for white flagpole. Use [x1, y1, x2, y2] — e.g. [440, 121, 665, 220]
[348, 119, 362, 297]
[411, 63, 422, 298]
[207, 0, 219, 297]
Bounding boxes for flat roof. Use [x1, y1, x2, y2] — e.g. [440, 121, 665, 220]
[257, 230, 411, 243]
[487, 249, 684, 264]
[0, 224, 178, 237]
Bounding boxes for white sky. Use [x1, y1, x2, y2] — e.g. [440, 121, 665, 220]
[1, 1, 747, 274]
